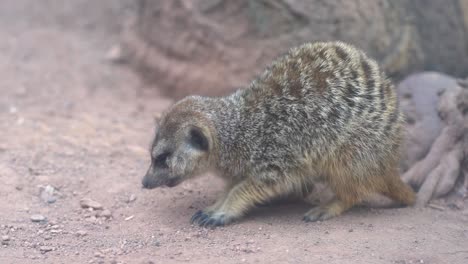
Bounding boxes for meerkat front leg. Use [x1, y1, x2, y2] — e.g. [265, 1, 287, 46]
[191, 178, 290, 227]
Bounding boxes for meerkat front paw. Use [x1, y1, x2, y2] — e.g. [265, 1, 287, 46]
[190, 210, 234, 227]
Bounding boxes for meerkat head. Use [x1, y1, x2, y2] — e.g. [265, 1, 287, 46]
[142, 97, 215, 189]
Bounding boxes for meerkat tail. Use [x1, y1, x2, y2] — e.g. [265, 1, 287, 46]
[383, 175, 416, 206]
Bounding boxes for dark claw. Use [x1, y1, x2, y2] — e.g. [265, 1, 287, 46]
[191, 210, 226, 227]
[202, 216, 225, 227]
[190, 210, 204, 224]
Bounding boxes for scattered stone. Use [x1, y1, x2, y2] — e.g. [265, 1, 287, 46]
[348, 229, 354, 232]
[428, 203, 445, 211]
[85, 215, 97, 223]
[30, 214, 46, 223]
[94, 252, 105, 258]
[39, 246, 54, 253]
[242, 248, 255, 253]
[75, 230, 88, 237]
[1, 235, 10, 245]
[124, 215, 134, 221]
[15, 185, 24, 191]
[97, 209, 112, 219]
[127, 194, 137, 203]
[80, 198, 103, 210]
[40, 185, 57, 204]
[105, 44, 125, 63]
[9, 106, 17, 114]
[44, 235, 52, 240]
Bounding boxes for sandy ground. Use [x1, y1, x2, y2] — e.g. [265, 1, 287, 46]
[0, 1, 468, 263]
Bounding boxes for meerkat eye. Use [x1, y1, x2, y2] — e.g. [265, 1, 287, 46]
[188, 128, 208, 151]
[154, 152, 170, 168]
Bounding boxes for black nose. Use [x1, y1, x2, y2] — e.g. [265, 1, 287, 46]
[142, 178, 149, 189]
[142, 175, 158, 189]
[142, 174, 151, 189]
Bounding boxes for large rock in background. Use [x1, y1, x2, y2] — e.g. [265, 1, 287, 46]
[397, 72, 459, 172]
[121, 0, 468, 99]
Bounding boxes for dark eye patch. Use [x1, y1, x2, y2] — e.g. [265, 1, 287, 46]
[188, 128, 208, 151]
[154, 152, 171, 168]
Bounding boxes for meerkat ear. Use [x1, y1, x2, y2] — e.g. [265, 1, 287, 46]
[188, 127, 209, 151]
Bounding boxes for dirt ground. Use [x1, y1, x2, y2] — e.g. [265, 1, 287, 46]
[0, 1, 467, 264]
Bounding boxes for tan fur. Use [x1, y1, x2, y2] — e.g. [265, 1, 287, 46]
[142, 41, 416, 226]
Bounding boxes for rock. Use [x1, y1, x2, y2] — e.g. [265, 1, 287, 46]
[39, 185, 57, 204]
[75, 230, 88, 237]
[127, 194, 136, 203]
[80, 198, 103, 210]
[397, 72, 459, 171]
[15, 185, 24, 191]
[39, 246, 54, 253]
[1, 235, 9, 245]
[30, 214, 46, 223]
[97, 209, 112, 219]
[105, 44, 126, 63]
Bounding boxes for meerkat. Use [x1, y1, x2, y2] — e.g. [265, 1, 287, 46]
[142, 41, 416, 227]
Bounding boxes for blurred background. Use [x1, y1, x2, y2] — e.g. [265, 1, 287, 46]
[121, 0, 468, 98]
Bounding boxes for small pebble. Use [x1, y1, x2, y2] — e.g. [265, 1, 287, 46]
[80, 198, 103, 210]
[39, 246, 54, 253]
[30, 214, 46, 223]
[348, 229, 354, 232]
[127, 194, 137, 203]
[1, 235, 9, 245]
[105, 45, 124, 63]
[75, 230, 88, 237]
[40, 185, 57, 204]
[97, 209, 112, 219]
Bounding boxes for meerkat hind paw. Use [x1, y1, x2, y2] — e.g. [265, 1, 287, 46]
[303, 207, 337, 222]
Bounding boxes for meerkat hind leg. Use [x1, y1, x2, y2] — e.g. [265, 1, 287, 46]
[303, 176, 362, 222]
